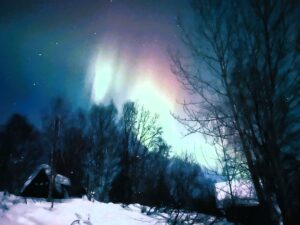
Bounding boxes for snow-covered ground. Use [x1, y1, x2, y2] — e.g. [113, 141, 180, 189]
[0, 192, 231, 225]
[0, 193, 165, 225]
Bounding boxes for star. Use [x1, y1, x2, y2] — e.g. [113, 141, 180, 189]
[33, 82, 37, 86]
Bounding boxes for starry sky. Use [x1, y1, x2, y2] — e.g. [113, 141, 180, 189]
[0, 0, 216, 167]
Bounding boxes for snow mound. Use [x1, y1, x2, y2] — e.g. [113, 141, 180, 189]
[0, 192, 232, 225]
[0, 193, 167, 225]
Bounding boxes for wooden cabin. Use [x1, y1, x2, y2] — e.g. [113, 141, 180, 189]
[20, 164, 71, 199]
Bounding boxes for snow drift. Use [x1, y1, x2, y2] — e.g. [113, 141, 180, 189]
[0, 192, 167, 225]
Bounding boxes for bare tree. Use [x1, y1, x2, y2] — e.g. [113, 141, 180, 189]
[86, 101, 120, 201]
[121, 102, 163, 153]
[171, 0, 300, 224]
[47, 116, 60, 209]
[43, 98, 69, 208]
[112, 102, 163, 203]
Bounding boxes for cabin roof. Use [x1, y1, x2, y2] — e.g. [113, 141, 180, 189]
[21, 164, 71, 194]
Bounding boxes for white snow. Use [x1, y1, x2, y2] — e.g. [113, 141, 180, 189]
[215, 180, 256, 201]
[214, 180, 259, 208]
[0, 192, 167, 225]
[0, 192, 233, 225]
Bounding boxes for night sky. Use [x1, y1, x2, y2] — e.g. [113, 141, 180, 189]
[0, 0, 215, 166]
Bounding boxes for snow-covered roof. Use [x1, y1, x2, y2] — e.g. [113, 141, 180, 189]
[214, 180, 258, 208]
[215, 180, 256, 201]
[21, 164, 71, 194]
[55, 174, 71, 193]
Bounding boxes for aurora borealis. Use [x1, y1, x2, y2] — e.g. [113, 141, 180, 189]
[0, 0, 215, 166]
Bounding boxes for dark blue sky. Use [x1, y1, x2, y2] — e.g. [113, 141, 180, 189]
[0, 0, 221, 167]
[0, 0, 189, 125]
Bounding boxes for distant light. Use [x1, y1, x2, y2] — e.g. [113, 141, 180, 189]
[91, 57, 114, 103]
[129, 80, 176, 144]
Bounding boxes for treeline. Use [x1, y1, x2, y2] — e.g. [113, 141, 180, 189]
[0, 98, 216, 213]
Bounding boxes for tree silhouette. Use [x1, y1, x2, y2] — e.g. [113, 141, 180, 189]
[171, 0, 300, 224]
